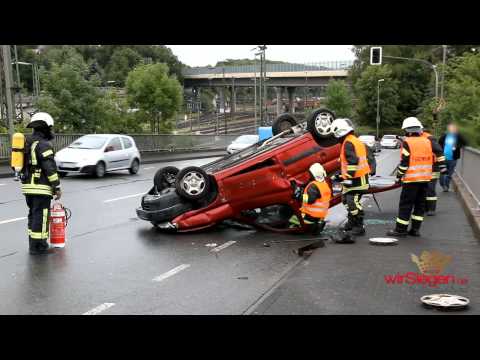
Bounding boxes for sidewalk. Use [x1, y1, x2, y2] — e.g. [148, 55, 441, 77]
[249, 186, 480, 315]
[0, 149, 226, 179]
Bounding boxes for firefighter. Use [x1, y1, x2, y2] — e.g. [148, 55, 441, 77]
[21, 112, 62, 254]
[421, 128, 445, 216]
[330, 118, 370, 238]
[387, 117, 446, 237]
[290, 163, 331, 235]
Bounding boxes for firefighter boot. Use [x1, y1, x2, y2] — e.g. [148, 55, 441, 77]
[386, 228, 408, 237]
[350, 216, 366, 236]
[408, 219, 422, 237]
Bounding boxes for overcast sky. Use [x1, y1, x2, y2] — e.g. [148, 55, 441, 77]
[167, 45, 355, 67]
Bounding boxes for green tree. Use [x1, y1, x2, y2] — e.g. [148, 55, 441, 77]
[440, 53, 480, 145]
[105, 48, 142, 86]
[36, 57, 102, 132]
[126, 63, 183, 133]
[324, 80, 352, 118]
[354, 65, 400, 127]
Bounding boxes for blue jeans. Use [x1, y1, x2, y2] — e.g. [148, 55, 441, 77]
[440, 160, 457, 190]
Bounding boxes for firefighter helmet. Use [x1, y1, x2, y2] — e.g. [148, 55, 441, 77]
[27, 112, 54, 128]
[402, 117, 423, 133]
[309, 163, 327, 182]
[331, 118, 354, 138]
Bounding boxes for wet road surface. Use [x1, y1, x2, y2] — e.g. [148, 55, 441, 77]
[0, 150, 403, 314]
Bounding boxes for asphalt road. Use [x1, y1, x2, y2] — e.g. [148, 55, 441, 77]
[0, 149, 451, 315]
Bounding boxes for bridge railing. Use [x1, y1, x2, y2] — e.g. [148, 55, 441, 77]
[183, 60, 354, 76]
[456, 147, 480, 209]
[0, 134, 238, 160]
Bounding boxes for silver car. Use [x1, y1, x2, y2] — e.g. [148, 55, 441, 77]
[55, 134, 141, 178]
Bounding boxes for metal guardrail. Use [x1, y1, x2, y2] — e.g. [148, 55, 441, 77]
[0, 134, 239, 160]
[455, 147, 480, 209]
[183, 60, 354, 76]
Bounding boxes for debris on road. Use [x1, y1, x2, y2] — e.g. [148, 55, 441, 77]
[294, 239, 327, 257]
[205, 243, 217, 247]
[237, 276, 249, 280]
[333, 230, 356, 244]
[421, 294, 470, 311]
[369, 237, 398, 246]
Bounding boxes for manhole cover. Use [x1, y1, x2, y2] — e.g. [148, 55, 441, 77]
[369, 237, 398, 246]
[421, 294, 470, 310]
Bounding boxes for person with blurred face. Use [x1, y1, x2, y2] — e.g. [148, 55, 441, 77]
[439, 122, 467, 192]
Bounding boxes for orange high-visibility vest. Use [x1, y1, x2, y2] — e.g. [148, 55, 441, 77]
[421, 131, 437, 162]
[300, 180, 331, 220]
[340, 134, 370, 179]
[403, 136, 433, 183]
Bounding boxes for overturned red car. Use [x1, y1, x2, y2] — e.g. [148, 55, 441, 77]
[136, 109, 399, 233]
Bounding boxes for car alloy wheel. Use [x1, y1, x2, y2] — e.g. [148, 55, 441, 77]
[96, 162, 106, 178]
[129, 159, 140, 175]
[175, 166, 211, 201]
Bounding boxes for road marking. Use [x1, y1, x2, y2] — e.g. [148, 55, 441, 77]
[0, 217, 27, 225]
[103, 193, 144, 203]
[152, 264, 191, 282]
[82, 303, 115, 315]
[211, 240, 237, 253]
[0, 184, 5, 186]
[143, 167, 155, 170]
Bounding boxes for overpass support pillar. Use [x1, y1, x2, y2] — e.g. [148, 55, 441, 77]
[287, 87, 296, 114]
[231, 85, 236, 114]
[275, 87, 283, 116]
[218, 87, 225, 113]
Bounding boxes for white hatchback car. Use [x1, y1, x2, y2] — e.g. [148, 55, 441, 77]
[55, 134, 141, 178]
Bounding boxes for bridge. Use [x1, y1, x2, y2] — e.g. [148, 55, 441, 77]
[183, 61, 352, 115]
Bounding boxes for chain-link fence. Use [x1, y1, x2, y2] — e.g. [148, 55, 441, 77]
[0, 134, 238, 160]
[456, 147, 480, 209]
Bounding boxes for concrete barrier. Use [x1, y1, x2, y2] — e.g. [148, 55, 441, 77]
[0, 133, 239, 160]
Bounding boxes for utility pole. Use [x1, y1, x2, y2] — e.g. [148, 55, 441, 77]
[440, 45, 447, 99]
[13, 45, 24, 122]
[376, 79, 384, 140]
[2, 46, 16, 136]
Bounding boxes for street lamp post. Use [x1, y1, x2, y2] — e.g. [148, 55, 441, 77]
[376, 79, 384, 140]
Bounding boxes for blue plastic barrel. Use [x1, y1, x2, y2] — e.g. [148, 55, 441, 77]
[258, 127, 273, 141]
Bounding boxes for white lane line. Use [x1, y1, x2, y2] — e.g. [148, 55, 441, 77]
[82, 303, 115, 315]
[143, 167, 155, 170]
[103, 193, 144, 203]
[152, 264, 191, 282]
[0, 184, 6, 186]
[0, 217, 27, 225]
[210, 240, 237, 253]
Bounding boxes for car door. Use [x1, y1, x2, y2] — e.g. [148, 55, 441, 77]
[104, 137, 127, 170]
[120, 137, 135, 168]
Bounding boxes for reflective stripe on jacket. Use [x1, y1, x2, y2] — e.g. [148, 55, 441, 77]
[21, 137, 59, 197]
[340, 134, 370, 179]
[402, 136, 433, 183]
[300, 180, 331, 220]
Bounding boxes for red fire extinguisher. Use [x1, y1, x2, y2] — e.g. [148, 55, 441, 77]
[49, 202, 71, 248]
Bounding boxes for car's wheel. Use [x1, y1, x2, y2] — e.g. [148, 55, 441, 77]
[306, 108, 336, 142]
[129, 158, 140, 175]
[272, 113, 298, 136]
[59, 171, 68, 178]
[153, 166, 179, 192]
[95, 161, 106, 178]
[175, 166, 211, 201]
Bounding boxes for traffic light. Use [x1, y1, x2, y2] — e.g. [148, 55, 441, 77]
[370, 47, 382, 65]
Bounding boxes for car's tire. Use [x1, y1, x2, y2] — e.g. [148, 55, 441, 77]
[306, 108, 336, 142]
[272, 113, 298, 136]
[129, 158, 140, 175]
[175, 166, 211, 201]
[59, 171, 68, 178]
[153, 166, 179, 192]
[95, 161, 106, 178]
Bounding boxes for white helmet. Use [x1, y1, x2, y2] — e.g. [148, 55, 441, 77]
[309, 163, 327, 182]
[27, 112, 54, 128]
[401, 117, 423, 132]
[331, 118, 354, 138]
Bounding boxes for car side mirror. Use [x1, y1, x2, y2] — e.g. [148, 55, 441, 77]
[105, 146, 114, 152]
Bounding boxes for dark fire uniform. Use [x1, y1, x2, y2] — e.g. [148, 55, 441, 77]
[21, 132, 61, 253]
[394, 134, 445, 234]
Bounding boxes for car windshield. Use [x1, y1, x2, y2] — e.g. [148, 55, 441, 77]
[69, 136, 108, 149]
[383, 135, 396, 139]
[233, 135, 258, 144]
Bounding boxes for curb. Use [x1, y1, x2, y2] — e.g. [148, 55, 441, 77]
[453, 175, 480, 240]
[0, 150, 226, 179]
